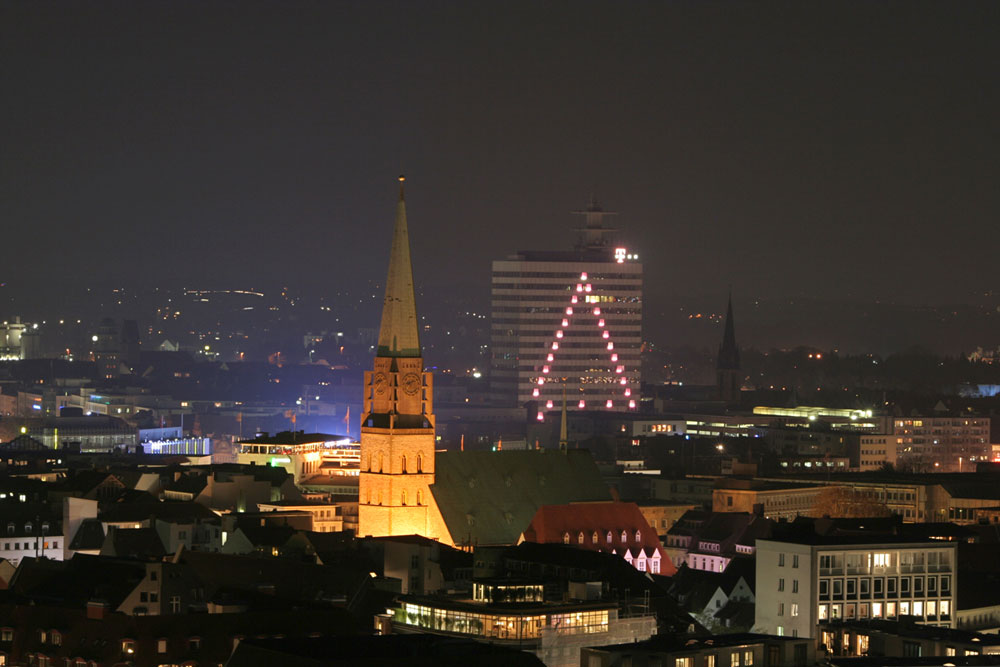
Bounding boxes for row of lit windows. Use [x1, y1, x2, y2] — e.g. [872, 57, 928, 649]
[819, 574, 951, 598]
[3, 540, 58, 551]
[395, 603, 609, 639]
[563, 529, 643, 545]
[491, 296, 641, 306]
[672, 651, 753, 667]
[492, 271, 640, 279]
[818, 599, 951, 621]
[491, 283, 641, 292]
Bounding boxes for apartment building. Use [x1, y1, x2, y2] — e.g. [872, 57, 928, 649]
[756, 536, 957, 640]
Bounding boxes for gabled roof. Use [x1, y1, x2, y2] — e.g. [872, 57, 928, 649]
[714, 598, 755, 628]
[430, 450, 610, 547]
[100, 500, 218, 524]
[11, 554, 148, 608]
[100, 526, 166, 559]
[521, 501, 674, 575]
[69, 518, 106, 551]
[177, 550, 373, 611]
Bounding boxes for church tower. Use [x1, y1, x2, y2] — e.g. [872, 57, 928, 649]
[716, 293, 742, 404]
[358, 177, 438, 538]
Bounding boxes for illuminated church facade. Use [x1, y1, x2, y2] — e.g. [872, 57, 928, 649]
[359, 179, 613, 547]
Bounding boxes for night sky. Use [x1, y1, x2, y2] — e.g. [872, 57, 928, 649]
[3, 1, 999, 315]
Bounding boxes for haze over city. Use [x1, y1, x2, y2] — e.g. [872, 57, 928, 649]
[2, 4, 1000, 666]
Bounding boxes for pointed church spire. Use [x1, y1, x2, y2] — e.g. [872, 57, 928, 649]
[718, 292, 740, 371]
[376, 176, 422, 357]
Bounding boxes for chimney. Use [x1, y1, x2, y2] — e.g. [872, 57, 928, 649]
[86, 599, 111, 620]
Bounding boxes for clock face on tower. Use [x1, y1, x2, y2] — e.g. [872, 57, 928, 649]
[401, 372, 421, 396]
[373, 372, 388, 395]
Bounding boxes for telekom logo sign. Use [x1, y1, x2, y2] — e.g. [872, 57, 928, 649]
[614, 247, 627, 263]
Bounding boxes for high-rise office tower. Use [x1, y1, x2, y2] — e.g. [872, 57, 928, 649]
[490, 199, 642, 415]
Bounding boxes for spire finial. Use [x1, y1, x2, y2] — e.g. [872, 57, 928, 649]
[398, 175, 406, 202]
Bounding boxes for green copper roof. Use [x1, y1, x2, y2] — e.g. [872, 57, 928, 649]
[429, 449, 611, 547]
[376, 177, 422, 358]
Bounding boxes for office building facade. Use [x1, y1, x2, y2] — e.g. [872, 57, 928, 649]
[490, 200, 641, 414]
[756, 537, 957, 640]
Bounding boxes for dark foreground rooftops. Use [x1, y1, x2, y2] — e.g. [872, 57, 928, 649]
[227, 634, 546, 666]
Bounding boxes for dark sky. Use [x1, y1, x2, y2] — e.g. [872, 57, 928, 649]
[3, 1, 999, 312]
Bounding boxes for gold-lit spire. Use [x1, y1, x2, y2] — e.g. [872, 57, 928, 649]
[376, 175, 422, 357]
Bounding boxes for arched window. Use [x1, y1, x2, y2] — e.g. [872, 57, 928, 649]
[592, 531, 599, 544]
[416, 490, 423, 505]
[401, 455, 407, 473]
[401, 490, 407, 506]
[635, 530, 641, 542]
[577, 532, 585, 545]
[563, 532, 570, 545]
[416, 453, 423, 473]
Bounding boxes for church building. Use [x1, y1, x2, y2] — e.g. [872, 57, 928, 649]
[358, 179, 612, 547]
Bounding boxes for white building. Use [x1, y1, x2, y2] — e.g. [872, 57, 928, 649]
[0, 515, 63, 565]
[755, 536, 957, 639]
[490, 200, 641, 414]
[236, 432, 356, 483]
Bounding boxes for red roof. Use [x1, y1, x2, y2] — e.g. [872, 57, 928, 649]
[521, 501, 676, 576]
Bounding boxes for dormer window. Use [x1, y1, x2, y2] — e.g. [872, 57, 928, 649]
[24, 523, 32, 534]
[563, 532, 570, 545]
[606, 531, 613, 543]
[6, 523, 13, 535]
[577, 532, 585, 545]
[592, 531, 599, 544]
[635, 530, 641, 542]
[621, 530, 628, 542]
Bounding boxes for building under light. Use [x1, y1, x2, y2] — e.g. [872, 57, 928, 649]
[236, 431, 356, 483]
[490, 199, 641, 414]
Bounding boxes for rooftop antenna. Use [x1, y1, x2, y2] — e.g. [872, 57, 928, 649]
[559, 388, 569, 452]
[571, 194, 618, 250]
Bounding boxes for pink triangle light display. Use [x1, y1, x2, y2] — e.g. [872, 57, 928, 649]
[533, 271, 636, 420]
